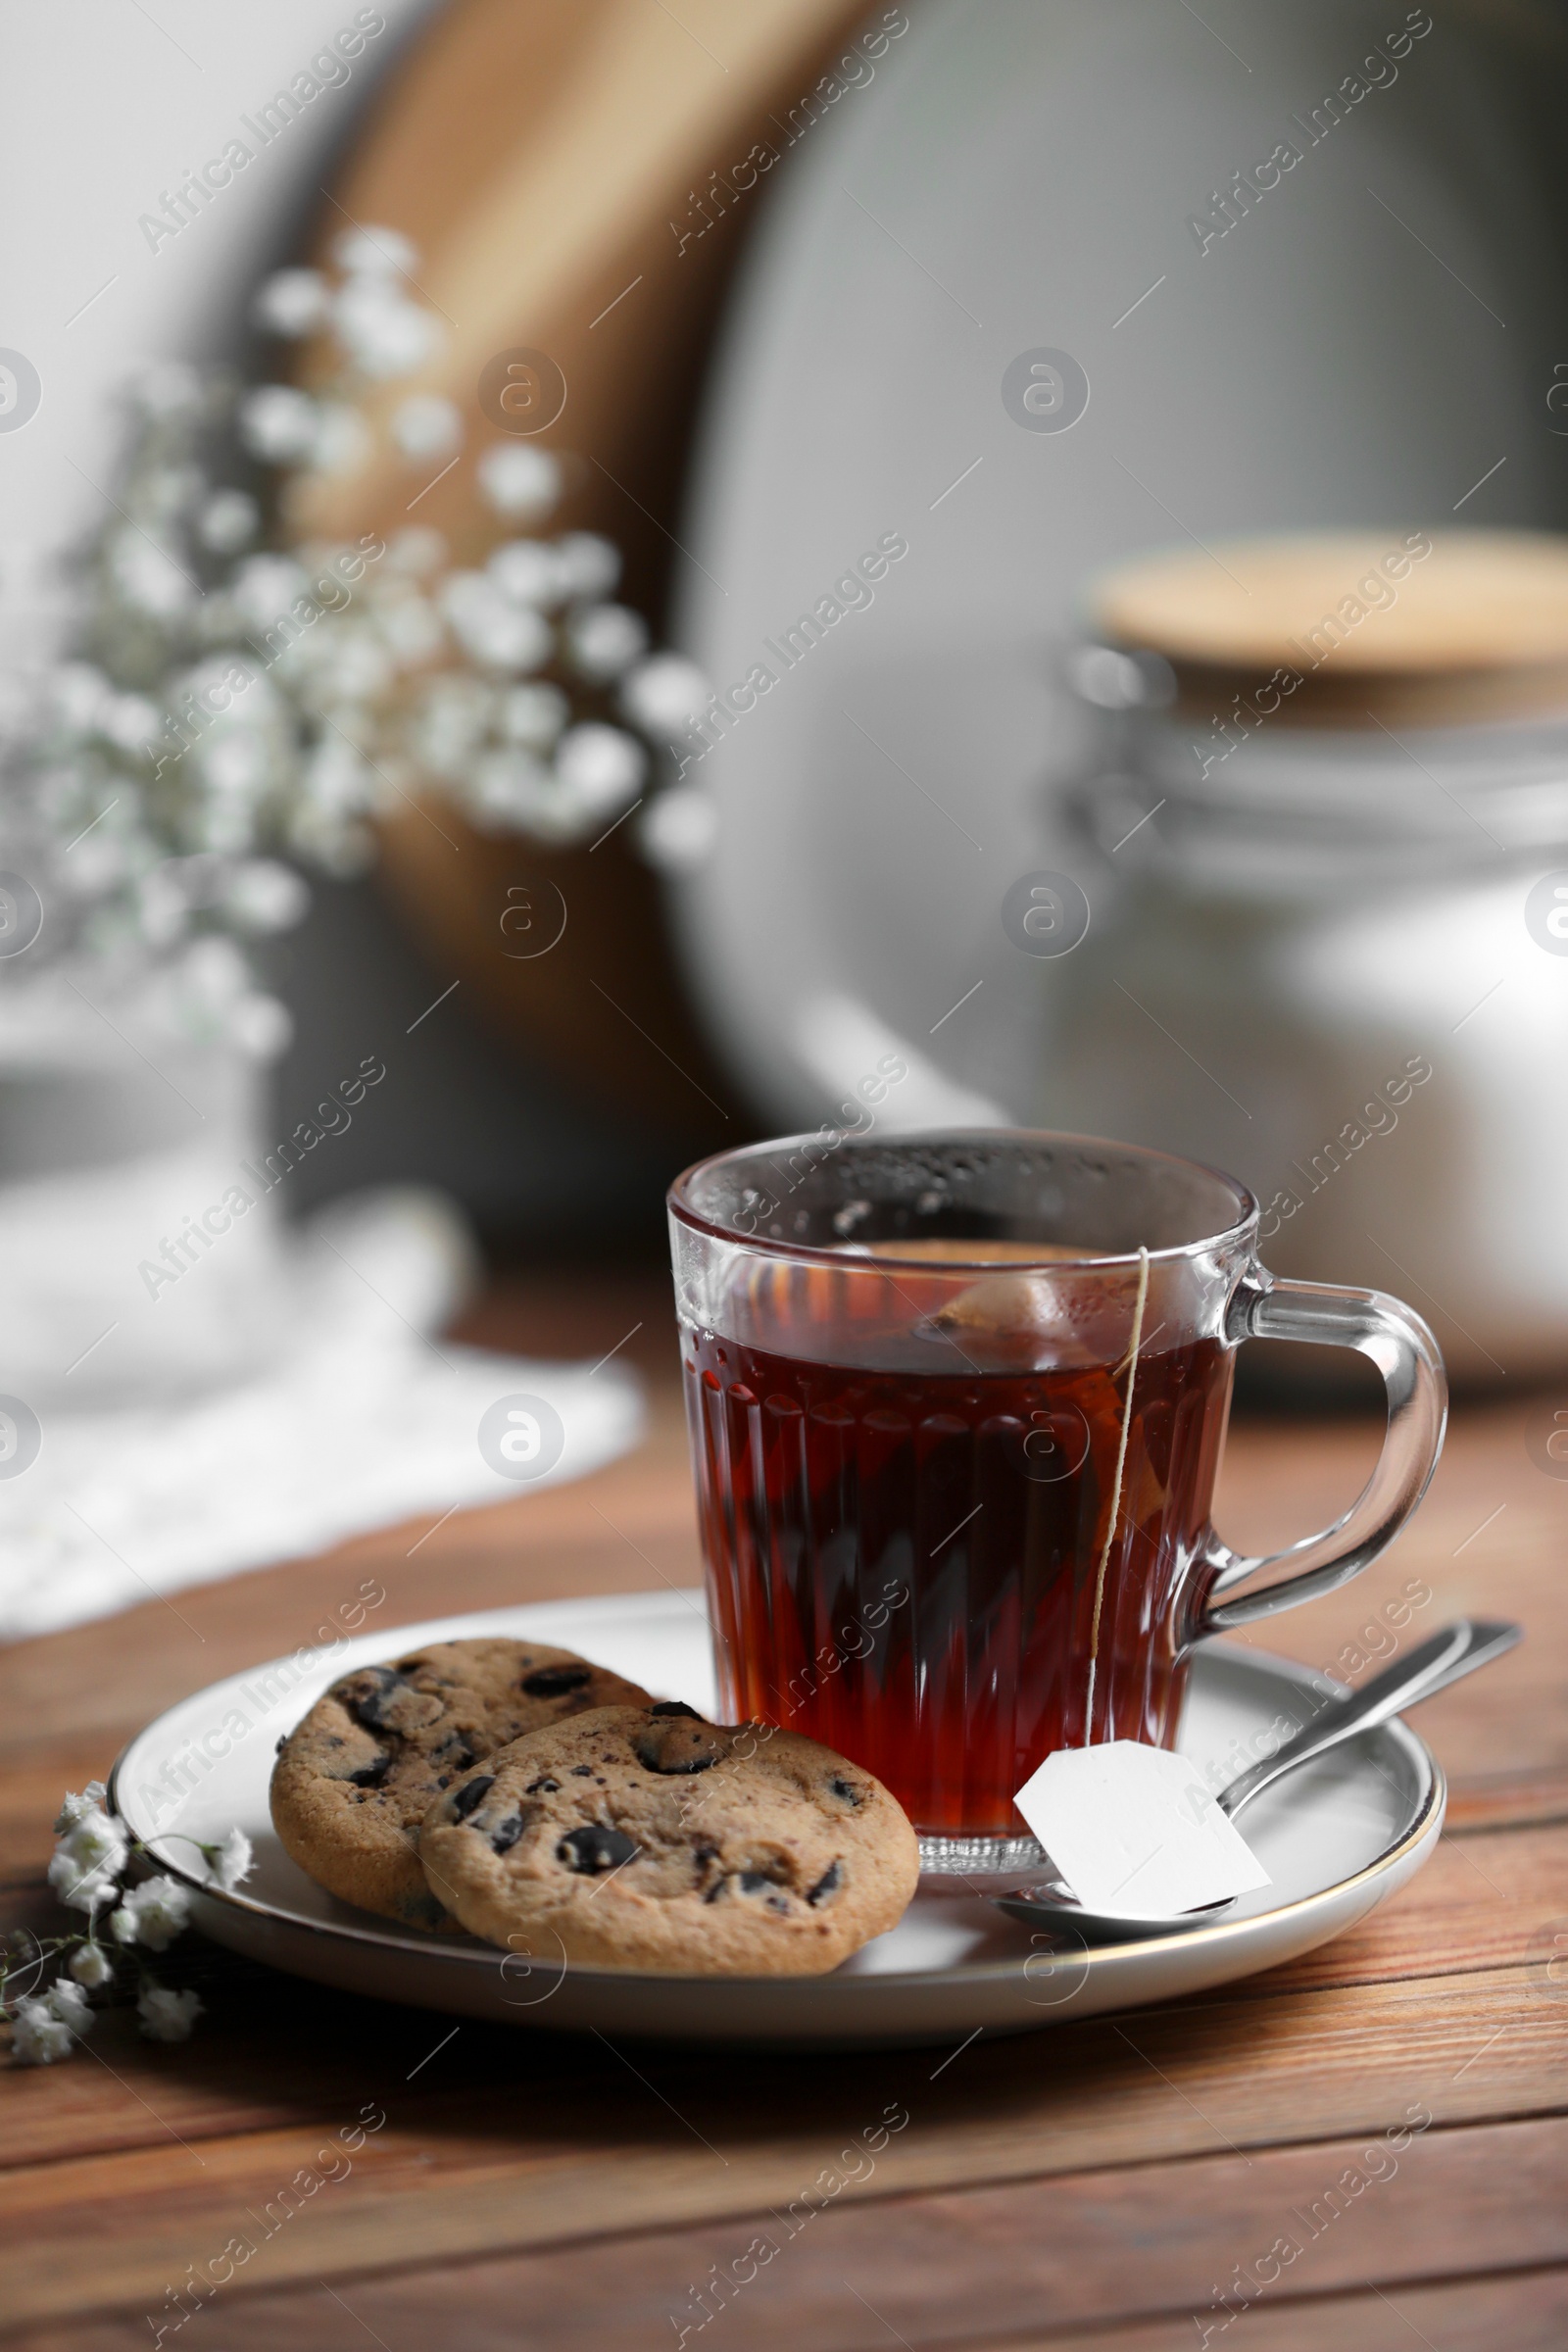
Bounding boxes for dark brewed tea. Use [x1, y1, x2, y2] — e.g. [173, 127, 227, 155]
[683, 1254, 1233, 1839]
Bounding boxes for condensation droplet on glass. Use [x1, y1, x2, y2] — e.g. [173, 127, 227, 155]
[833, 1199, 872, 1237]
[916, 1189, 945, 1215]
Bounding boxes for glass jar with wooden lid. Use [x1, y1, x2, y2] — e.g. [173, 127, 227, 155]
[1041, 529, 1568, 1384]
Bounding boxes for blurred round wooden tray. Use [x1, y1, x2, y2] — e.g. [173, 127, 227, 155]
[299, 0, 875, 1144]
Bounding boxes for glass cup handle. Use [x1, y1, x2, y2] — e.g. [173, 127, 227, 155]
[1198, 1273, 1448, 1633]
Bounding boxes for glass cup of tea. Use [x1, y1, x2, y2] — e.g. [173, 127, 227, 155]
[668, 1129, 1446, 1874]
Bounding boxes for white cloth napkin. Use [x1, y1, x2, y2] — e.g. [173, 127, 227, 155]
[0, 1191, 644, 1642]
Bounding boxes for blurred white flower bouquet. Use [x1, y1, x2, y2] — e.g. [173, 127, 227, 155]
[10, 223, 709, 1053]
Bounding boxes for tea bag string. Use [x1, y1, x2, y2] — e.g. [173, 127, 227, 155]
[1083, 1246, 1150, 1747]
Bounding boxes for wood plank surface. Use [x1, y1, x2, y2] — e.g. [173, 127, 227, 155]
[3, 1278, 1566, 2346]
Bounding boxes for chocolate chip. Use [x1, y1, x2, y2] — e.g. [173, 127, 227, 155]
[490, 1814, 525, 1855]
[570, 1765, 594, 1778]
[828, 1776, 862, 1805]
[525, 1776, 561, 1795]
[342, 1664, 411, 1732]
[807, 1861, 843, 1905]
[558, 1825, 638, 1874]
[397, 1658, 429, 1674]
[647, 1746, 713, 1776]
[632, 1720, 722, 1777]
[732, 1872, 792, 1914]
[347, 1752, 392, 1788]
[275, 1735, 289, 1754]
[649, 1700, 704, 1721]
[452, 1775, 495, 1819]
[521, 1664, 593, 1697]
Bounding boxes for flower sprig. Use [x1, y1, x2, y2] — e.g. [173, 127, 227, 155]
[3, 1784, 253, 2065]
[10, 223, 710, 1053]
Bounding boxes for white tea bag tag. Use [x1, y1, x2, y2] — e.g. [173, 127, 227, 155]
[1014, 1741, 1274, 1918]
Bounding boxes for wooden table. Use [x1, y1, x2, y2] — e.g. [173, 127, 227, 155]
[3, 1274, 1566, 2351]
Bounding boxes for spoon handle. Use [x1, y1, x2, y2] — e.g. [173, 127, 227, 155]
[1218, 1618, 1521, 1819]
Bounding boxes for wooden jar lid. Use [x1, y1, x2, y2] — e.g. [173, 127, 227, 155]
[1089, 531, 1568, 726]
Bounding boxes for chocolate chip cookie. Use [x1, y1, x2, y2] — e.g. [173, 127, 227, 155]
[270, 1640, 653, 1928]
[417, 1703, 920, 1972]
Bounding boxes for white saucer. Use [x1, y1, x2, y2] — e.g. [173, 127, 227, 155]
[110, 1592, 1444, 2048]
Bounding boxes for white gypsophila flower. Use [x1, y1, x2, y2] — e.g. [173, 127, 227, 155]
[393, 394, 462, 461]
[110, 1875, 193, 1953]
[303, 623, 395, 704]
[48, 664, 113, 735]
[411, 676, 493, 779]
[310, 403, 372, 478]
[287, 805, 374, 878]
[196, 728, 273, 803]
[68, 1940, 115, 1990]
[61, 1810, 128, 1879]
[137, 1983, 203, 2043]
[640, 785, 718, 872]
[47, 1850, 120, 1915]
[301, 734, 373, 818]
[476, 443, 562, 523]
[10, 1998, 74, 2066]
[47, 1978, 95, 2034]
[334, 278, 441, 379]
[207, 1828, 254, 1892]
[563, 603, 648, 683]
[102, 695, 163, 755]
[223, 859, 309, 933]
[254, 267, 330, 337]
[107, 531, 193, 619]
[238, 383, 320, 466]
[488, 540, 565, 608]
[497, 681, 568, 752]
[231, 553, 311, 629]
[54, 1784, 108, 1836]
[141, 464, 202, 524]
[62, 828, 133, 898]
[554, 531, 621, 602]
[385, 526, 448, 576]
[332, 222, 416, 278]
[618, 654, 709, 739]
[229, 993, 293, 1060]
[469, 747, 552, 829]
[440, 574, 551, 675]
[135, 868, 191, 949]
[179, 934, 250, 1009]
[372, 589, 444, 668]
[555, 722, 646, 817]
[197, 488, 260, 555]
[181, 798, 256, 861]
